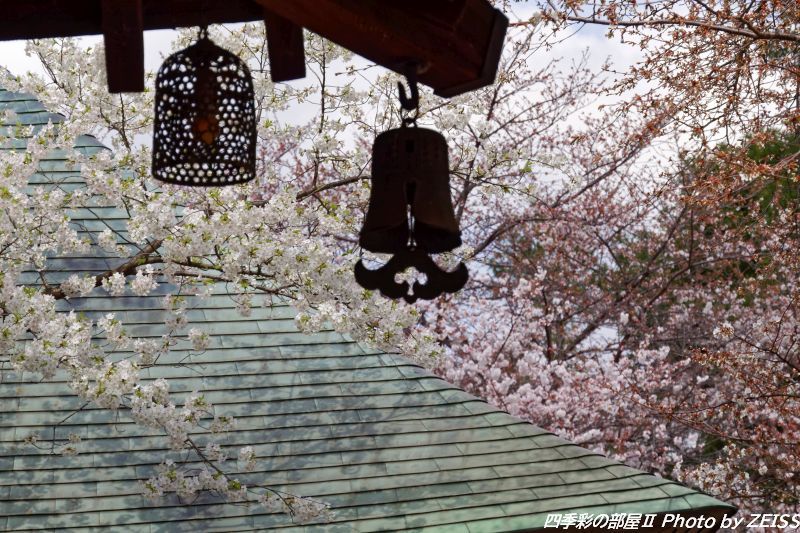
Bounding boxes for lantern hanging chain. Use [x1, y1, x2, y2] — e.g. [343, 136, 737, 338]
[398, 64, 419, 127]
[198, 0, 210, 40]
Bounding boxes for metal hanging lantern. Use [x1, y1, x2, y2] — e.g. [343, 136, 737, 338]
[152, 28, 256, 186]
[355, 70, 468, 303]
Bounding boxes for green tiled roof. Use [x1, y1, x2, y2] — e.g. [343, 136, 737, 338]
[0, 86, 735, 532]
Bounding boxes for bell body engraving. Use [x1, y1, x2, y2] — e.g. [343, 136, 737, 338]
[360, 127, 462, 254]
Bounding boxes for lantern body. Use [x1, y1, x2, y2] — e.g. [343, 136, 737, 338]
[153, 36, 256, 186]
[360, 127, 462, 254]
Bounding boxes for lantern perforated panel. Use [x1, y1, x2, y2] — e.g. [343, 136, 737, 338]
[153, 35, 256, 186]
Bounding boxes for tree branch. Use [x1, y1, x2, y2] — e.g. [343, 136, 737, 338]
[44, 239, 163, 300]
[513, 15, 800, 43]
[295, 175, 368, 201]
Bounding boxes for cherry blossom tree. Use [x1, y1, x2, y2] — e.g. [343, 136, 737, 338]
[2, 21, 599, 520]
[2, 1, 798, 521]
[1, 31, 432, 521]
[430, 0, 800, 516]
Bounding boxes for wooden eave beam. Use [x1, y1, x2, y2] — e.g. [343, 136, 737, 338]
[0, 1, 264, 40]
[255, 0, 508, 97]
[0, 0, 507, 98]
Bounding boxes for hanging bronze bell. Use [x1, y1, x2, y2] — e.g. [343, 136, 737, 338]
[152, 29, 256, 186]
[360, 126, 462, 254]
[356, 125, 468, 303]
[355, 70, 468, 303]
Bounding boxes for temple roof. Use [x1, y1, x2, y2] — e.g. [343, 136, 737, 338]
[0, 86, 735, 532]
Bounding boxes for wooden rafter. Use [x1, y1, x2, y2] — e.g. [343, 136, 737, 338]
[102, 0, 145, 93]
[262, 9, 305, 83]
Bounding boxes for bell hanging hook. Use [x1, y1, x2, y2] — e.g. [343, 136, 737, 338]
[397, 63, 420, 113]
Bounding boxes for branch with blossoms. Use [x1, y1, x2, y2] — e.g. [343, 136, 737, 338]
[518, 0, 800, 42]
[23, 375, 332, 523]
[519, 7, 800, 43]
[43, 239, 164, 300]
[10, 278, 333, 522]
[2, 18, 675, 524]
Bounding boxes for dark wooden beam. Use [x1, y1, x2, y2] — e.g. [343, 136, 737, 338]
[0, 0, 507, 98]
[252, 0, 508, 97]
[0, 1, 264, 40]
[102, 0, 144, 93]
[263, 9, 305, 83]
[403, 0, 469, 29]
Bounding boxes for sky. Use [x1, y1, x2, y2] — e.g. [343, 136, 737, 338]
[0, 30, 178, 78]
